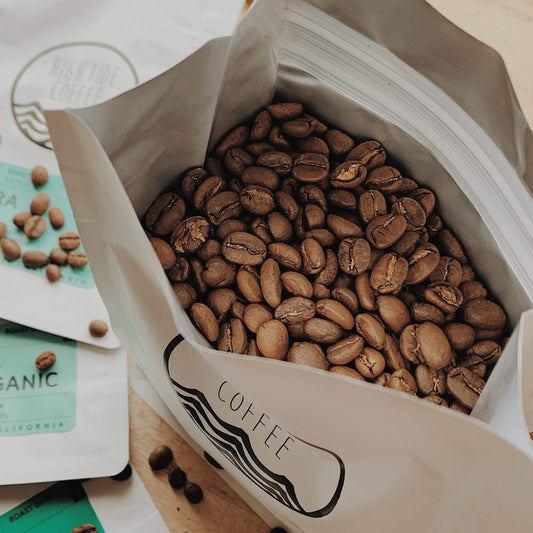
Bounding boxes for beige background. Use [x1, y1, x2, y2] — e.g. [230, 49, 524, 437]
[129, 1, 533, 532]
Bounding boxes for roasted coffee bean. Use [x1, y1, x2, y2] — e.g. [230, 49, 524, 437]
[415, 365, 446, 395]
[206, 191, 242, 225]
[22, 250, 49, 268]
[426, 212, 444, 236]
[346, 140, 386, 169]
[196, 240, 221, 263]
[173, 283, 197, 310]
[461, 265, 476, 282]
[202, 256, 236, 288]
[24, 215, 47, 239]
[217, 220, 247, 241]
[246, 142, 276, 157]
[374, 372, 391, 386]
[331, 287, 359, 313]
[215, 125, 249, 158]
[392, 231, 421, 257]
[355, 347, 385, 378]
[242, 166, 280, 190]
[236, 265, 262, 302]
[460, 280, 487, 302]
[461, 355, 487, 378]
[389, 369, 417, 395]
[269, 126, 291, 151]
[206, 288, 236, 321]
[89, 319, 108, 338]
[225, 148, 254, 176]
[249, 218, 272, 244]
[190, 303, 219, 343]
[46, 263, 62, 283]
[222, 232, 266, 265]
[447, 367, 485, 409]
[287, 321, 307, 340]
[411, 302, 445, 326]
[171, 217, 210, 254]
[287, 342, 328, 370]
[190, 259, 208, 295]
[316, 299, 354, 330]
[266, 212, 292, 242]
[466, 340, 502, 366]
[444, 323, 475, 352]
[377, 295, 410, 335]
[268, 242, 302, 270]
[329, 366, 366, 381]
[283, 117, 314, 138]
[260, 258, 282, 307]
[304, 229, 335, 248]
[35, 350, 56, 370]
[240, 185, 275, 216]
[145, 193, 186, 235]
[149, 445, 173, 470]
[429, 257, 462, 286]
[193, 176, 226, 212]
[328, 189, 357, 210]
[366, 214, 406, 249]
[355, 313, 385, 349]
[303, 204, 326, 230]
[424, 394, 448, 407]
[355, 272, 377, 311]
[244, 304, 273, 334]
[327, 214, 363, 239]
[31, 165, 49, 187]
[217, 318, 247, 353]
[257, 151, 292, 175]
[358, 190, 386, 225]
[250, 110, 272, 141]
[338, 237, 371, 275]
[326, 335, 364, 365]
[391, 197, 426, 231]
[68, 250, 88, 268]
[424, 283, 463, 313]
[325, 130, 354, 157]
[298, 184, 328, 211]
[281, 271, 313, 298]
[365, 166, 402, 194]
[462, 299, 506, 330]
[70, 524, 97, 533]
[274, 191, 300, 220]
[438, 229, 467, 264]
[58, 231, 80, 251]
[314, 249, 338, 286]
[294, 136, 330, 155]
[404, 243, 440, 284]
[30, 192, 50, 215]
[275, 297, 316, 325]
[111, 463, 133, 481]
[474, 327, 503, 341]
[150, 238, 176, 271]
[330, 161, 366, 189]
[1, 238, 21, 261]
[304, 318, 343, 344]
[257, 319, 289, 359]
[168, 467, 187, 489]
[184, 482, 204, 504]
[399, 322, 452, 369]
[48, 206, 65, 229]
[382, 333, 406, 371]
[232, 300, 246, 321]
[267, 102, 303, 120]
[181, 167, 208, 201]
[409, 188, 435, 217]
[300, 238, 326, 275]
[370, 253, 408, 294]
[312, 283, 330, 299]
[13, 211, 31, 228]
[292, 153, 329, 183]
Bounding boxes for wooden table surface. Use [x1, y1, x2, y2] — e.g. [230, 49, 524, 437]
[129, 2, 533, 532]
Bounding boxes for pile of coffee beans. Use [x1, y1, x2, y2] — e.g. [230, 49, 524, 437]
[143, 101, 508, 414]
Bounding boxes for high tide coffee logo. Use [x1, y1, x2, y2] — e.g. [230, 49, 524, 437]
[11, 42, 138, 149]
[164, 335, 345, 518]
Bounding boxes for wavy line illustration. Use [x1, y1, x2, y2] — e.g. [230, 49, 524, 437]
[13, 101, 46, 121]
[17, 117, 49, 134]
[19, 123, 49, 141]
[14, 109, 47, 126]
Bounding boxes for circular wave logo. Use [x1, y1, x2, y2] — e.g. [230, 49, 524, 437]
[11, 42, 138, 149]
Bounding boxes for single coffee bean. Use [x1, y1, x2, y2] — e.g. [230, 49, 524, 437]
[260, 258, 282, 307]
[355, 272, 377, 311]
[190, 303, 219, 342]
[409, 188, 436, 217]
[377, 295, 410, 335]
[438, 229, 467, 264]
[246, 142, 275, 157]
[447, 367, 485, 410]
[443, 323, 475, 352]
[399, 322, 452, 369]
[89, 319, 108, 338]
[426, 212, 444, 236]
[149, 444, 173, 470]
[202, 256, 236, 288]
[110, 463, 133, 481]
[242, 167, 280, 190]
[173, 283, 197, 310]
[314, 249, 339, 286]
[326, 335, 364, 365]
[22, 250, 49, 268]
[217, 219, 248, 241]
[225, 148, 254, 176]
[250, 110, 272, 141]
[329, 366, 366, 381]
[168, 257, 191, 282]
[304, 229, 336, 248]
[304, 318, 343, 344]
[70, 524, 97, 533]
[461, 355, 487, 378]
[459, 280, 487, 302]
[181, 167, 208, 201]
[145, 192, 186, 235]
[366, 214, 406, 249]
[217, 319, 247, 353]
[257, 151, 293, 175]
[302, 204, 325, 231]
[274, 191, 300, 220]
[13, 211, 31, 228]
[461, 265, 476, 282]
[1, 238, 21, 261]
[35, 350, 56, 370]
[338, 237, 371, 275]
[150, 238, 176, 271]
[292, 153, 330, 183]
[325, 130, 354, 157]
[294, 136, 330, 155]
[191, 257, 208, 292]
[31, 165, 49, 187]
[215, 125, 249, 158]
[370, 253, 408, 294]
[67, 250, 88, 268]
[267, 102, 303, 120]
[466, 340, 502, 366]
[281, 271, 313, 298]
[221, 232, 266, 266]
[267, 212, 293, 243]
[275, 297, 316, 325]
[287, 342, 329, 370]
[24, 215, 47, 239]
[46, 263, 62, 283]
[299, 184, 328, 211]
[474, 327, 503, 341]
[365, 166, 402, 194]
[206, 288, 236, 321]
[358, 190, 387, 224]
[346, 140, 386, 169]
[316, 299, 354, 330]
[355, 347, 386, 378]
[268, 242, 302, 270]
[391, 197, 426, 231]
[462, 299, 506, 330]
[355, 313, 386, 349]
[193, 176, 226, 212]
[389, 369, 417, 395]
[48, 206, 65, 229]
[240, 186, 275, 216]
[429, 256, 462, 286]
[257, 319, 289, 359]
[312, 283, 329, 300]
[374, 372, 391, 386]
[328, 189, 357, 210]
[382, 333, 407, 371]
[243, 304, 273, 333]
[327, 214, 363, 239]
[410, 302, 445, 326]
[30, 192, 50, 215]
[168, 466, 187, 489]
[206, 191, 243, 225]
[424, 394, 448, 407]
[231, 299, 246, 321]
[392, 231, 421, 257]
[236, 265, 262, 302]
[300, 238, 326, 275]
[283, 117, 315, 138]
[415, 365, 446, 395]
[424, 283, 464, 313]
[331, 287, 359, 313]
[184, 481, 204, 504]
[330, 161, 366, 189]
[59, 231, 81, 251]
[404, 243, 440, 284]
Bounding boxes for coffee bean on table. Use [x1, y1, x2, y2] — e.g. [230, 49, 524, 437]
[168, 466, 187, 489]
[35, 350, 56, 370]
[59, 231, 81, 251]
[13, 211, 31, 228]
[67, 251, 88, 268]
[70, 524, 97, 533]
[24, 215, 47, 239]
[22, 251, 49, 268]
[110, 463, 133, 481]
[31, 165, 49, 187]
[0, 222, 6, 239]
[149, 444, 173, 470]
[46, 264, 62, 282]
[48, 206, 65, 229]
[184, 481, 204, 504]
[30, 192, 50, 215]
[1, 238, 21, 261]
[49, 247, 68, 265]
[89, 319, 109, 338]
